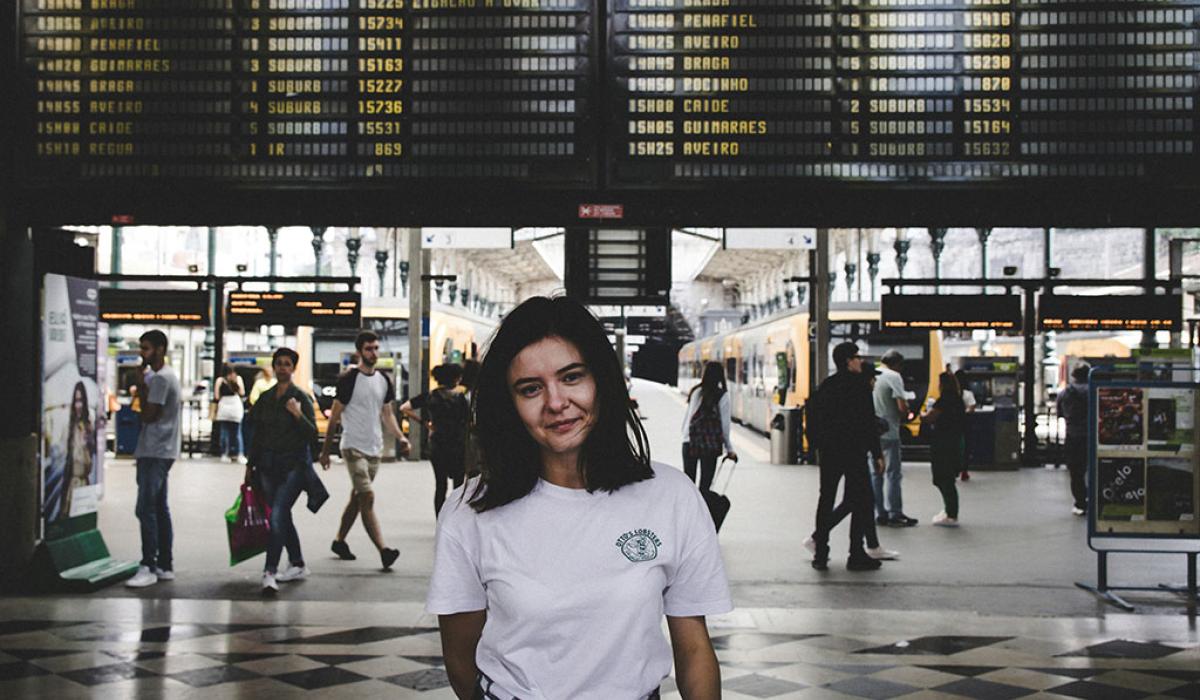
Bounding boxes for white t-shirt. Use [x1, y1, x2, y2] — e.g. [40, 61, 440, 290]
[426, 464, 733, 700]
[962, 389, 977, 411]
[134, 365, 181, 460]
[335, 367, 395, 456]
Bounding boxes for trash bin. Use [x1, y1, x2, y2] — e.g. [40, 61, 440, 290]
[116, 405, 140, 455]
[770, 407, 800, 464]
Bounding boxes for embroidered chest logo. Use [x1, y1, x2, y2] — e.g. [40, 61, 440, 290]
[616, 528, 662, 563]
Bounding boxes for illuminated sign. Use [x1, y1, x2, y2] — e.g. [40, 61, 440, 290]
[20, 0, 595, 185]
[882, 294, 1022, 330]
[226, 291, 362, 329]
[1039, 294, 1181, 331]
[99, 288, 209, 325]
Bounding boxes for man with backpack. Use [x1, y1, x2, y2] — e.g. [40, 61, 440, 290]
[320, 331, 408, 570]
[806, 342, 885, 571]
[400, 363, 471, 516]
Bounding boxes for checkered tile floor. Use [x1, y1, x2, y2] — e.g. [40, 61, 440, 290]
[1, 614, 1198, 698]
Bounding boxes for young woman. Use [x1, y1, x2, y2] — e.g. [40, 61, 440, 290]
[681, 361, 737, 493]
[922, 371, 967, 526]
[214, 363, 246, 462]
[245, 348, 317, 595]
[427, 296, 731, 700]
[62, 381, 96, 517]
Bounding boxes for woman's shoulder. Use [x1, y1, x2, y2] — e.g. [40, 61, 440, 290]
[439, 476, 486, 523]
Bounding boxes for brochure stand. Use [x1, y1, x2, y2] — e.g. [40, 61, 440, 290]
[1075, 364, 1200, 612]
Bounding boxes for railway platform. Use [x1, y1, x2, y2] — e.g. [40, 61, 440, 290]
[2, 379, 1196, 699]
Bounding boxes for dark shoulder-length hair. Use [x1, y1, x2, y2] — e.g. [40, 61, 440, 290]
[468, 296, 653, 512]
[688, 361, 726, 412]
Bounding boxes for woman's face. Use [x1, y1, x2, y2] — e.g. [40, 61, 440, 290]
[73, 388, 86, 414]
[506, 335, 597, 466]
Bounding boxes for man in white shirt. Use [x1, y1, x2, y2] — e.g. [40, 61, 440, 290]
[320, 331, 410, 570]
[872, 350, 918, 527]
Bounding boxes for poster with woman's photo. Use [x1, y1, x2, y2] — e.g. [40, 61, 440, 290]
[1098, 388, 1144, 447]
[1097, 457, 1145, 520]
[1146, 388, 1195, 453]
[41, 274, 103, 529]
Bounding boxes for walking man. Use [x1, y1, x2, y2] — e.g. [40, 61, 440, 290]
[320, 331, 409, 569]
[808, 342, 886, 571]
[126, 330, 181, 588]
[873, 350, 918, 527]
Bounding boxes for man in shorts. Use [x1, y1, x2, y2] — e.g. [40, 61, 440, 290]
[320, 331, 410, 570]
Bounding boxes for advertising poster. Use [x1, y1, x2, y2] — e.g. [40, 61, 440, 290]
[1146, 458, 1195, 522]
[41, 274, 102, 528]
[1146, 388, 1195, 453]
[1096, 457, 1145, 521]
[1097, 388, 1144, 447]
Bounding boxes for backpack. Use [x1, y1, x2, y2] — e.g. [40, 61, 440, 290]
[805, 382, 828, 450]
[688, 397, 724, 456]
[427, 388, 469, 446]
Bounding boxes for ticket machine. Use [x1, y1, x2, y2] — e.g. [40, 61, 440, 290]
[955, 356, 1021, 469]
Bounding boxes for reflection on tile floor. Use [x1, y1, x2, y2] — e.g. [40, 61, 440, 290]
[0, 609, 1198, 699]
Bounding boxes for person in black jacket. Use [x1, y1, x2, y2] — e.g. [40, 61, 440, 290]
[807, 342, 885, 571]
[1055, 363, 1090, 516]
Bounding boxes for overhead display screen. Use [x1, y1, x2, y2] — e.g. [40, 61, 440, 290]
[1039, 294, 1181, 332]
[18, 1, 1200, 191]
[99, 287, 209, 325]
[227, 291, 362, 328]
[608, 0, 1199, 184]
[21, 0, 595, 184]
[882, 294, 1022, 330]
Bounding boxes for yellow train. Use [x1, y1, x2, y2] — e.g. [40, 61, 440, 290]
[678, 303, 944, 441]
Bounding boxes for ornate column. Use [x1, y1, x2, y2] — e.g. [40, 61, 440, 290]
[929, 227, 948, 293]
[844, 261, 857, 300]
[977, 226, 992, 293]
[375, 248, 389, 296]
[311, 226, 327, 276]
[266, 226, 279, 290]
[866, 251, 881, 301]
[893, 230, 911, 283]
[346, 230, 362, 278]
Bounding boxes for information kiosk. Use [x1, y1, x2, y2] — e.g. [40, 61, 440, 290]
[955, 356, 1021, 470]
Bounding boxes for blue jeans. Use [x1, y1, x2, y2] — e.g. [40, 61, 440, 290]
[218, 421, 242, 458]
[135, 458, 174, 570]
[259, 466, 306, 574]
[873, 437, 904, 519]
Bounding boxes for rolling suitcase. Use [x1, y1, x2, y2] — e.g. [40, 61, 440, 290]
[703, 456, 738, 533]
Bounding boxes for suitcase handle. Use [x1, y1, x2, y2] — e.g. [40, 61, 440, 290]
[713, 455, 738, 495]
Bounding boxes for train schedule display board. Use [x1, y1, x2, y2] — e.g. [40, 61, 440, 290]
[881, 293, 1021, 330]
[610, 0, 1200, 185]
[1039, 294, 1182, 332]
[226, 290, 362, 328]
[21, 0, 596, 184]
[99, 288, 209, 325]
[1090, 381, 1200, 544]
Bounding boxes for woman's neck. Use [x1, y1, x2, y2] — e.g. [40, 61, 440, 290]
[541, 454, 585, 489]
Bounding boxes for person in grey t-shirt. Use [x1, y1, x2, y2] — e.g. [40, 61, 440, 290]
[126, 329, 182, 589]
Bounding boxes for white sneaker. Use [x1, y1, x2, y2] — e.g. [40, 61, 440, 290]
[1072, 507, 1086, 516]
[125, 566, 158, 588]
[803, 536, 816, 556]
[154, 568, 175, 581]
[866, 546, 900, 560]
[261, 572, 279, 596]
[275, 565, 309, 583]
[237, 455, 248, 465]
[931, 512, 960, 527]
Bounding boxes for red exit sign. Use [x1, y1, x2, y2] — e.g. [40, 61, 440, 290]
[578, 203, 623, 219]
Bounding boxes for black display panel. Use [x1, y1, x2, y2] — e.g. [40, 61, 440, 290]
[608, 0, 1200, 184]
[882, 293, 1022, 330]
[21, 0, 596, 184]
[99, 287, 210, 325]
[1039, 294, 1181, 331]
[226, 290, 362, 328]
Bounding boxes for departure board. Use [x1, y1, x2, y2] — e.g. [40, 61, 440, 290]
[17, 1, 1200, 190]
[21, 0, 596, 183]
[608, 0, 1200, 184]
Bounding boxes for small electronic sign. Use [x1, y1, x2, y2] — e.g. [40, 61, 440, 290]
[226, 291, 361, 329]
[99, 288, 209, 325]
[1039, 294, 1181, 331]
[882, 294, 1021, 330]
